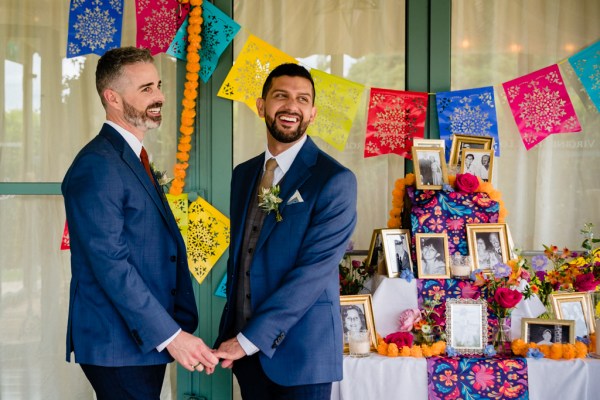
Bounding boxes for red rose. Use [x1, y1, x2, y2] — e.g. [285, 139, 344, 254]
[384, 331, 414, 348]
[494, 287, 523, 309]
[574, 273, 600, 292]
[455, 173, 480, 193]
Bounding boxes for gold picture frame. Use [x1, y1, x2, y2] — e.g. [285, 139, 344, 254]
[412, 146, 449, 190]
[460, 148, 494, 183]
[366, 229, 385, 275]
[549, 292, 595, 337]
[415, 233, 450, 279]
[446, 298, 488, 355]
[449, 134, 494, 167]
[340, 294, 377, 352]
[521, 318, 575, 345]
[412, 138, 446, 149]
[381, 228, 413, 278]
[466, 223, 510, 271]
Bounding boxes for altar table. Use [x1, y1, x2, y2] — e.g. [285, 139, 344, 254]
[331, 354, 600, 400]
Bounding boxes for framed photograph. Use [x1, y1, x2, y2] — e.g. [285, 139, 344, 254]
[549, 292, 594, 337]
[412, 146, 449, 190]
[413, 138, 445, 149]
[449, 134, 494, 167]
[521, 318, 575, 345]
[466, 223, 510, 271]
[340, 294, 377, 352]
[460, 148, 494, 182]
[366, 229, 386, 275]
[380, 228, 413, 278]
[446, 298, 488, 355]
[415, 233, 450, 278]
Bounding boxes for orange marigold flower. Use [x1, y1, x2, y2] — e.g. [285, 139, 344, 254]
[562, 344, 575, 360]
[184, 88, 198, 101]
[179, 125, 194, 136]
[174, 169, 186, 179]
[511, 339, 528, 357]
[410, 346, 423, 358]
[574, 341, 588, 358]
[377, 341, 388, 355]
[400, 346, 411, 357]
[176, 152, 190, 162]
[421, 345, 433, 357]
[549, 343, 563, 360]
[537, 345, 550, 358]
[178, 143, 192, 152]
[182, 97, 196, 109]
[387, 343, 399, 357]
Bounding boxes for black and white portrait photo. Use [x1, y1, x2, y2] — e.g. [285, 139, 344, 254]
[522, 318, 575, 345]
[385, 232, 411, 276]
[462, 149, 493, 182]
[449, 302, 485, 350]
[412, 147, 447, 189]
[416, 234, 450, 278]
[341, 304, 367, 340]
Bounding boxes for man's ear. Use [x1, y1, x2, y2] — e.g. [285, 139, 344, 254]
[256, 98, 265, 118]
[103, 89, 119, 106]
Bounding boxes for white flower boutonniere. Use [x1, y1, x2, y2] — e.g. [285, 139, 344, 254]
[258, 185, 283, 222]
[150, 162, 174, 193]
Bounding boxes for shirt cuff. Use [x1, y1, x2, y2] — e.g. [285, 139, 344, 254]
[237, 332, 259, 356]
[156, 328, 181, 352]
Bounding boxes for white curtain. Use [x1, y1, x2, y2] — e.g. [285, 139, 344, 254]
[1, 0, 178, 398]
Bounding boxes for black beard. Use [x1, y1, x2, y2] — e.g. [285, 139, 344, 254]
[123, 100, 162, 130]
[264, 111, 308, 144]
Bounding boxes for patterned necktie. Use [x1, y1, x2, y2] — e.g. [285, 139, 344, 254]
[140, 147, 156, 186]
[259, 158, 278, 193]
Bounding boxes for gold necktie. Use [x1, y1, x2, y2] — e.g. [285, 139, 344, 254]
[259, 158, 278, 193]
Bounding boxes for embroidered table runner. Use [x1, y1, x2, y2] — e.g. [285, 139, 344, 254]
[427, 356, 528, 399]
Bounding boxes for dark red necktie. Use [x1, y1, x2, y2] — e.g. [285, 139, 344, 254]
[140, 147, 156, 186]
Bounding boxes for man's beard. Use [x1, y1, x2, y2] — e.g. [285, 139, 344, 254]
[264, 111, 309, 143]
[123, 100, 162, 130]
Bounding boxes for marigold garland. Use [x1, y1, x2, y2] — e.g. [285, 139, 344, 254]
[387, 173, 507, 228]
[376, 335, 447, 358]
[170, 0, 203, 196]
[510, 338, 588, 359]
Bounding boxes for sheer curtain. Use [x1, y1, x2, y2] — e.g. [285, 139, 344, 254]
[452, 0, 600, 250]
[1, 0, 179, 398]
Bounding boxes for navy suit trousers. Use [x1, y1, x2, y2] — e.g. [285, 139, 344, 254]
[80, 364, 166, 400]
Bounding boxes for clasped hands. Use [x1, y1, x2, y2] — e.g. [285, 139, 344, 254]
[167, 333, 246, 374]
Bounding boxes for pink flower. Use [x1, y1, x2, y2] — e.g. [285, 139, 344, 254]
[494, 287, 523, 309]
[397, 308, 422, 332]
[384, 331, 414, 348]
[574, 273, 600, 292]
[469, 365, 495, 391]
[459, 281, 480, 299]
[455, 173, 480, 193]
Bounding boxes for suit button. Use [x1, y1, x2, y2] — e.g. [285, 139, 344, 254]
[245, 271, 250, 276]
[171, 289, 177, 296]
[170, 255, 177, 262]
[248, 248, 253, 254]
[246, 294, 251, 299]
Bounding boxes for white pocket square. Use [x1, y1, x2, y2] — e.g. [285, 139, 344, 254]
[287, 190, 304, 205]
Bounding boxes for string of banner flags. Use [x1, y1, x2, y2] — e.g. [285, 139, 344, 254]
[68, 0, 599, 157]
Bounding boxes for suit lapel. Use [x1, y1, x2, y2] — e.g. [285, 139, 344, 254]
[255, 137, 318, 252]
[99, 126, 175, 236]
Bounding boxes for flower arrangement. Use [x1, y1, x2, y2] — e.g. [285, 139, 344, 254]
[511, 338, 588, 360]
[472, 260, 528, 319]
[387, 173, 507, 229]
[537, 223, 600, 293]
[339, 244, 376, 295]
[258, 185, 283, 221]
[170, 0, 203, 196]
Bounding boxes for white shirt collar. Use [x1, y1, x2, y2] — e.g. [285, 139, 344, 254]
[264, 135, 307, 185]
[105, 121, 144, 159]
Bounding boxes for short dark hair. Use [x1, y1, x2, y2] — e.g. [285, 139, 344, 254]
[466, 153, 475, 160]
[96, 47, 154, 106]
[261, 63, 315, 102]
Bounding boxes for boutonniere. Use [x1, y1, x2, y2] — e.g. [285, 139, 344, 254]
[258, 185, 283, 222]
[150, 162, 174, 193]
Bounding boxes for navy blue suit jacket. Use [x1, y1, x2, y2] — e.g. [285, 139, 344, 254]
[217, 136, 357, 386]
[62, 124, 198, 366]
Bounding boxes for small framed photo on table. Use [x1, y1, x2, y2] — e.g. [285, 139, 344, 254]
[415, 233, 450, 279]
[446, 298, 488, 355]
[380, 228, 413, 278]
[412, 146, 449, 190]
[340, 294, 377, 352]
[460, 148, 494, 182]
[466, 223, 510, 271]
[521, 318, 575, 345]
[449, 134, 494, 168]
[366, 229, 385, 275]
[549, 292, 594, 338]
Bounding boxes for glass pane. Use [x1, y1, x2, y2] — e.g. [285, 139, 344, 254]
[233, 0, 406, 249]
[1, 1, 179, 183]
[451, 0, 600, 249]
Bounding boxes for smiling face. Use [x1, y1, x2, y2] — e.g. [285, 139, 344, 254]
[344, 308, 362, 332]
[105, 62, 164, 140]
[256, 75, 317, 154]
[422, 243, 439, 261]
